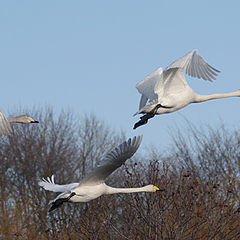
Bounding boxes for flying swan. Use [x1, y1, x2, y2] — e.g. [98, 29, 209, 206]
[38, 135, 159, 212]
[0, 110, 39, 136]
[133, 49, 240, 129]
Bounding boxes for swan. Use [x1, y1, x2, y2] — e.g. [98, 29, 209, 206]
[39, 135, 159, 212]
[133, 49, 240, 129]
[0, 110, 39, 136]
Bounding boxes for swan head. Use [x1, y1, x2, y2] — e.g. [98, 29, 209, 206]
[235, 89, 240, 95]
[18, 115, 39, 124]
[145, 184, 160, 192]
[28, 117, 39, 123]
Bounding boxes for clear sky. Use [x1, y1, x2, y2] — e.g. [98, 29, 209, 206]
[1, 1, 240, 151]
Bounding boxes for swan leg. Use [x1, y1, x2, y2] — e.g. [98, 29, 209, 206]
[133, 113, 153, 129]
[49, 192, 76, 212]
[133, 104, 163, 129]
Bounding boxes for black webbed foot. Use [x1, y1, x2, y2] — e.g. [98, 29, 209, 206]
[49, 192, 76, 212]
[49, 198, 65, 212]
[133, 118, 148, 129]
[133, 104, 163, 129]
[133, 112, 156, 129]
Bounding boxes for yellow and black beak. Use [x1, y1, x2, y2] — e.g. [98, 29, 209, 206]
[31, 120, 39, 123]
[154, 186, 160, 190]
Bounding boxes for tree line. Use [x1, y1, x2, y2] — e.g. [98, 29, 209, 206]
[0, 107, 239, 239]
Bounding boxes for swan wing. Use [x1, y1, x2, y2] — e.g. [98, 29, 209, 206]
[38, 175, 79, 193]
[138, 94, 148, 110]
[81, 135, 143, 185]
[0, 111, 12, 136]
[136, 67, 163, 109]
[166, 49, 220, 82]
[160, 68, 188, 96]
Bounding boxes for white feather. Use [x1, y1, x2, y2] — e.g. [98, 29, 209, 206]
[38, 135, 160, 211]
[133, 49, 237, 121]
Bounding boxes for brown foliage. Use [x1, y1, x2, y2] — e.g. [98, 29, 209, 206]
[0, 108, 240, 239]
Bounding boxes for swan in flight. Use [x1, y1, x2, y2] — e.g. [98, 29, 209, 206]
[0, 110, 39, 136]
[39, 135, 159, 212]
[133, 49, 240, 129]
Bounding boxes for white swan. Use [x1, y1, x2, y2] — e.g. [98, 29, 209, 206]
[133, 49, 240, 129]
[38, 135, 159, 212]
[0, 110, 39, 136]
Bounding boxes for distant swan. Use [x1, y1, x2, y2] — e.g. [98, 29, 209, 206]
[38, 135, 159, 212]
[0, 110, 39, 136]
[133, 49, 240, 129]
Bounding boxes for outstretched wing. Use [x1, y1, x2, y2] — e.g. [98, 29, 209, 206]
[81, 135, 143, 185]
[38, 175, 79, 193]
[136, 67, 163, 110]
[0, 111, 12, 136]
[165, 49, 220, 82]
[157, 68, 188, 97]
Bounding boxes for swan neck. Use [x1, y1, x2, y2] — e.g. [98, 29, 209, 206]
[7, 117, 17, 123]
[194, 90, 240, 103]
[106, 186, 149, 194]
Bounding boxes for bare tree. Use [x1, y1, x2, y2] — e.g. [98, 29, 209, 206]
[0, 108, 240, 239]
[0, 107, 121, 239]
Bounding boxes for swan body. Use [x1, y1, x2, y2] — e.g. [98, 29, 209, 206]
[0, 110, 39, 136]
[134, 50, 240, 129]
[39, 136, 159, 212]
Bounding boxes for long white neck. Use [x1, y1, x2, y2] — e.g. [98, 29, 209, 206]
[7, 116, 25, 123]
[106, 185, 154, 194]
[7, 117, 18, 123]
[193, 89, 240, 103]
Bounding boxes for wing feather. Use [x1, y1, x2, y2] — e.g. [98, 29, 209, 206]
[136, 67, 163, 102]
[138, 95, 148, 110]
[38, 175, 79, 193]
[81, 136, 143, 185]
[193, 53, 201, 78]
[197, 56, 208, 80]
[205, 67, 217, 81]
[0, 111, 12, 136]
[166, 49, 220, 82]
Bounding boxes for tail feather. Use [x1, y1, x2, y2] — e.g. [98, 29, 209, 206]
[38, 175, 79, 193]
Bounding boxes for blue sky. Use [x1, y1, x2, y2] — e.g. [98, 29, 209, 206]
[1, 1, 240, 151]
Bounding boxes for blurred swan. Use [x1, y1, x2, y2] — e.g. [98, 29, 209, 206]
[0, 110, 39, 136]
[39, 135, 159, 212]
[134, 49, 240, 129]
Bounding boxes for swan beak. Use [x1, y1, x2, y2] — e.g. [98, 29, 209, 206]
[154, 186, 159, 190]
[31, 120, 39, 123]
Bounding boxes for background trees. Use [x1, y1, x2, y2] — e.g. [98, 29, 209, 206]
[0, 107, 239, 239]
